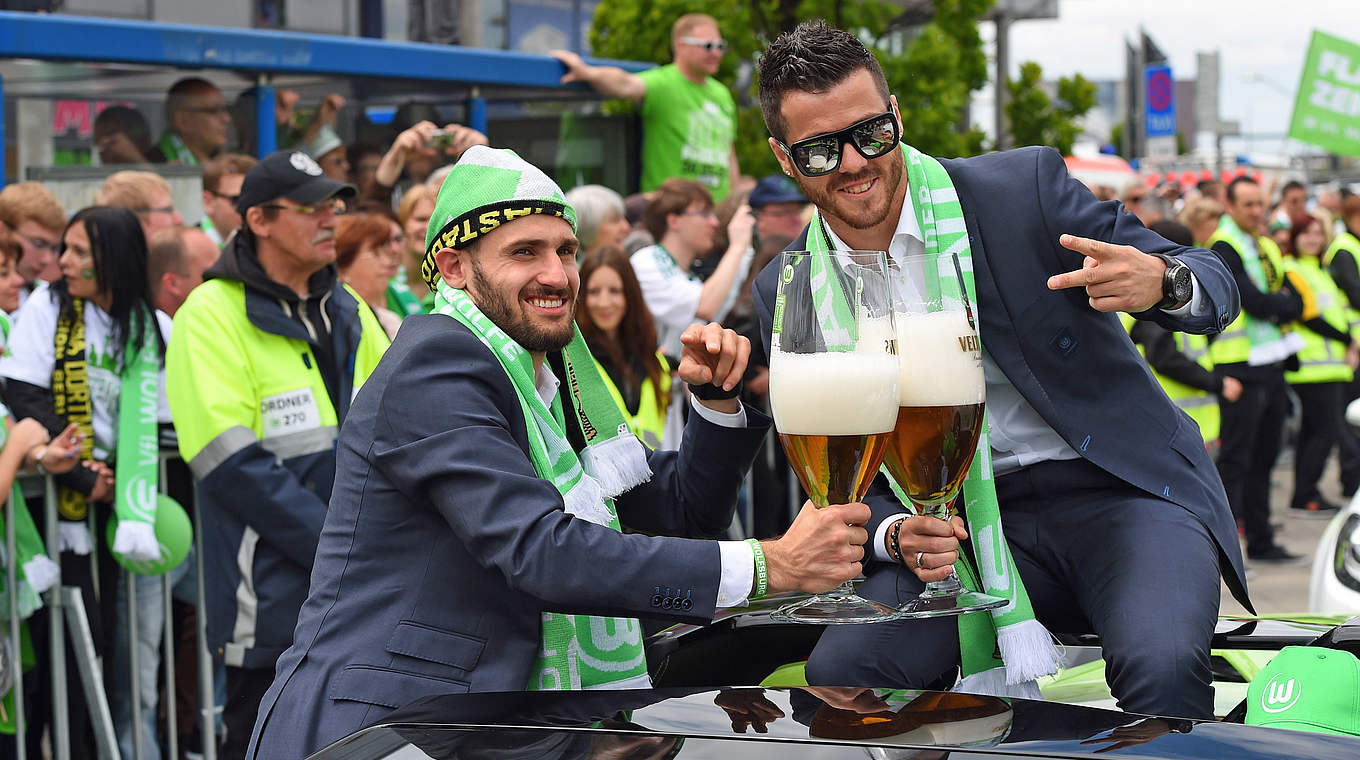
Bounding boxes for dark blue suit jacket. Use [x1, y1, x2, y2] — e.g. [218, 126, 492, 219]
[248, 314, 770, 758]
[753, 146, 1249, 612]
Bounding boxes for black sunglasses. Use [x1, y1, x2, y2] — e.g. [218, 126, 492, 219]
[777, 111, 900, 178]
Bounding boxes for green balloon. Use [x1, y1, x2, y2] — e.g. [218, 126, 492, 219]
[105, 494, 192, 576]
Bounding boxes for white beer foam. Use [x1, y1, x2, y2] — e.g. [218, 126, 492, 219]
[895, 311, 985, 406]
[768, 351, 899, 435]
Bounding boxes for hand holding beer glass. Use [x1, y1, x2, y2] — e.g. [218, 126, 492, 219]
[884, 252, 1005, 618]
[768, 250, 901, 623]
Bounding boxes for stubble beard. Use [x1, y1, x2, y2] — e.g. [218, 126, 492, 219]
[798, 153, 904, 232]
[467, 261, 575, 353]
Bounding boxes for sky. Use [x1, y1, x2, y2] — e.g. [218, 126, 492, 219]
[990, 0, 1360, 161]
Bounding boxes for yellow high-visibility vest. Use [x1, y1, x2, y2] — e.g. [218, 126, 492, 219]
[1206, 225, 1313, 365]
[1120, 313, 1220, 441]
[595, 352, 671, 450]
[1283, 256, 1354, 385]
[1322, 231, 1360, 337]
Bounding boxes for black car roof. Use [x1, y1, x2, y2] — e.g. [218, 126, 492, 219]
[310, 685, 1360, 760]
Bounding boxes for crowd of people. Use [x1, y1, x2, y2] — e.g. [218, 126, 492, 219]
[0, 13, 791, 758]
[0, 10, 1349, 760]
[1113, 174, 1360, 563]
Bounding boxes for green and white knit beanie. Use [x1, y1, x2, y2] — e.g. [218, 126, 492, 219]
[422, 146, 578, 291]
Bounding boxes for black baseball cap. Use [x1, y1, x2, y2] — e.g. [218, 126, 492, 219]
[235, 150, 356, 215]
[749, 174, 808, 209]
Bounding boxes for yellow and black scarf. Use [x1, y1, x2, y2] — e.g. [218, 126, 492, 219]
[51, 299, 95, 521]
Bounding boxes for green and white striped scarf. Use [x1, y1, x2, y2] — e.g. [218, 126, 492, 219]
[1215, 215, 1303, 364]
[805, 146, 1060, 696]
[156, 132, 199, 166]
[433, 281, 654, 690]
[110, 309, 163, 565]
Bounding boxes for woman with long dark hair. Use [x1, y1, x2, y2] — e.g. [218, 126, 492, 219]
[2, 206, 170, 542]
[576, 245, 671, 449]
[0, 205, 174, 755]
[1282, 212, 1359, 517]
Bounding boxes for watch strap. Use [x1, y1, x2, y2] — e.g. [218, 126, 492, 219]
[688, 380, 743, 400]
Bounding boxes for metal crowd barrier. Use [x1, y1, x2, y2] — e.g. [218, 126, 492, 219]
[5, 486, 25, 756]
[1, 454, 218, 760]
[722, 426, 800, 541]
[193, 478, 218, 760]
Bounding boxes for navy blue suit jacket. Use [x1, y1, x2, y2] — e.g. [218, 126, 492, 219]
[754, 146, 1249, 611]
[249, 314, 770, 758]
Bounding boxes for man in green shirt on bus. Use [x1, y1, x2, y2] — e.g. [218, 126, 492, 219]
[552, 13, 739, 201]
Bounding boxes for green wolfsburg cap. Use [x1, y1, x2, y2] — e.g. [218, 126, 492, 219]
[1245, 646, 1360, 736]
[421, 145, 577, 291]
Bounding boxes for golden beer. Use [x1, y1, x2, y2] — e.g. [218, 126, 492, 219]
[768, 349, 899, 507]
[780, 431, 891, 506]
[883, 403, 985, 507]
[884, 310, 986, 509]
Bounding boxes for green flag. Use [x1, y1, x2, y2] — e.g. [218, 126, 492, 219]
[1289, 30, 1360, 157]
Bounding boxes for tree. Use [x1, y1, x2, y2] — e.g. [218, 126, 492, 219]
[587, 0, 993, 180]
[1004, 60, 1097, 156]
[1109, 123, 1125, 157]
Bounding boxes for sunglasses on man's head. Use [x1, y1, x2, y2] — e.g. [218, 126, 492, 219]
[777, 111, 900, 178]
[680, 36, 726, 53]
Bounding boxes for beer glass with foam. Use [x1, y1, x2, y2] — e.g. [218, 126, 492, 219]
[884, 251, 1006, 618]
[768, 250, 900, 623]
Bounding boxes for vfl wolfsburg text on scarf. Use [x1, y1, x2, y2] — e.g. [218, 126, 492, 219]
[52, 302, 162, 562]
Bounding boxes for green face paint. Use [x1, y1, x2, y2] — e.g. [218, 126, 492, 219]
[80, 269, 95, 279]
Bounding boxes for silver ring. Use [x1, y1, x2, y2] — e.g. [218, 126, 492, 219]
[915, 551, 926, 570]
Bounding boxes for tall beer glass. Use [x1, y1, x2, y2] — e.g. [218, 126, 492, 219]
[884, 251, 1006, 618]
[768, 250, 901, 624]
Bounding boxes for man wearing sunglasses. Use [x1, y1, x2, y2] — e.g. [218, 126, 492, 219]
[552, 12, 739, 201]
[147, 77, 232, 165]
[166, 150, 390, 758]
[96, 170, 186, 239]
[201, 153, 259, 247]
[752, 22, 1246, 722]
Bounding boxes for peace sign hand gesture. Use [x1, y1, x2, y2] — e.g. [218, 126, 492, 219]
[1046, 234, 1169, 313]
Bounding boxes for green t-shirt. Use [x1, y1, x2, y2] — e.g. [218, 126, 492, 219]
[637, 64, 736, 201]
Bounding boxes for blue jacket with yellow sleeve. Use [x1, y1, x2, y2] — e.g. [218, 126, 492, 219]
[166, 234, 389, 669]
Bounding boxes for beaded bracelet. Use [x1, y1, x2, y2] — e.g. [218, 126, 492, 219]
[886, 516, 907, 565]
[746, 538, 768, 598]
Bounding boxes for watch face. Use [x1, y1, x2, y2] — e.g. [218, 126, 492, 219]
[1172, 264, 1193, 302]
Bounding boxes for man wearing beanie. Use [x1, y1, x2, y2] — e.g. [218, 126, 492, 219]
[166, 150, 391, 758]
[248, 147, 873, 757]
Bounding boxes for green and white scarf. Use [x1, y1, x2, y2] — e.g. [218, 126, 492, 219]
[387, 271, 424, 317]
[156, 132, 199, 166]
[804, 146, 1060, 696]
[110, 309, 164, 565]
[0, 473, 55, 621]
[433, 281, 654, 690]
